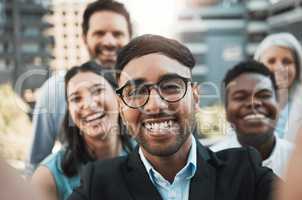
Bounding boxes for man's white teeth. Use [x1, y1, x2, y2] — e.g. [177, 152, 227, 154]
[145, 120, 173, 131]
[244, 114, 266, 120]
[85, 112, 104, 122]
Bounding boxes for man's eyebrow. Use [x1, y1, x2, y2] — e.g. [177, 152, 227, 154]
[256, 88, 273, 94]
[123, 73, 190, 87]
[158, 73, 188, 82]
[123, 78, 146, 86]
[231, 90, 247, 96]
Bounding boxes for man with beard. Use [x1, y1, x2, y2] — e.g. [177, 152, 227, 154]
[68, 35, 276, 200]
[26, 0, 132, 174]
[211, 60, 292, 179]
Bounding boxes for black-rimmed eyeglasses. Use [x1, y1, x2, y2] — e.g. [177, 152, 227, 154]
[116, 75, 192, 109]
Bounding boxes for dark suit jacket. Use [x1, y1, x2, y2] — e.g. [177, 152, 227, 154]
[68, 141, 276, 200]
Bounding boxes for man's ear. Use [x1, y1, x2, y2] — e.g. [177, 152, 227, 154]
[192, 82, 201, 112]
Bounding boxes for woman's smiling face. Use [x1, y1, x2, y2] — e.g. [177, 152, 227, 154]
[67, 71, 119, 139]
[260, 46, 297, 89]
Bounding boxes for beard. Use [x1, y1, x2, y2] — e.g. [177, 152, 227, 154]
[87, 44, 120, 68]
[128, 111, 196, 157]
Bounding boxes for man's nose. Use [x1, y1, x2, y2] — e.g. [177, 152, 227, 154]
[102, 33, 117, 46]
[144, 88, 168, 113]
[247, 96, 262, 110]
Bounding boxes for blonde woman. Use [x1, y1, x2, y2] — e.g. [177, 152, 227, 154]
[254, 32, 302, 141]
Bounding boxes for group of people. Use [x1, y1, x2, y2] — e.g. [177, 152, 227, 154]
[3, 0, 300, 200]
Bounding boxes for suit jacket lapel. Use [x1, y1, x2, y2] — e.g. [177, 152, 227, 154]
[121, 140, 222, 200]
[122, 149, 163, 200]
[189, 141, 218, 200]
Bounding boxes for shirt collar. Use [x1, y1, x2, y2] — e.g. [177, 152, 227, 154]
[231, 133, 279, 163]
[263, 134, 279, 164]
[139, 135, 197, 183]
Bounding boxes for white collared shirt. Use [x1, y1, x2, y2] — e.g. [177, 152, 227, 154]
[139, 135, 197, 200]
[210, 133, 293, 179]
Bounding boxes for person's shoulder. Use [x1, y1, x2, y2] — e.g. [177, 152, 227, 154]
[82, 155, 128, 180]
[214, 146, 264, 168]
[209, 135, 238, 152]
[277, 137, 293, 149]
[40, 71, 66, 89]
[276, 137, 294, 156]
[40, 150, 65, 172]
[36, 71, 66, 102]
[211, 146, 276, 186]
[76, 155, 128, 195]
[91, 155, 128, 175]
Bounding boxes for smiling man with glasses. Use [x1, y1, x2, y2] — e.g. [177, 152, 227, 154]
[68, 35, 277, 200]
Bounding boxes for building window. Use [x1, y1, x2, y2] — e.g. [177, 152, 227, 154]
[21, 43, 39, 53]
[0, 59, 6, 70]
[23, 27, 39, 37]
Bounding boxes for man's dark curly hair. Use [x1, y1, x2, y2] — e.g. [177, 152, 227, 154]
[222, 60, 278, 105]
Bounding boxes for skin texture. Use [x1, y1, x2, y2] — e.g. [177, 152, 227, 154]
[31, 73, 122, 200]
[67, 72, 119, 141]
[276, 128, 302, 200]
[83, 11, 130, 68]
[226, 73, 278, 160]
[31, 166, 58, 200]
[118, 53, 200, 182]
[0, 161, 36, 200]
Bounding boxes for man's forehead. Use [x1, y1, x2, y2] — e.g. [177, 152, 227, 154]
[118, 53, 191, 85]
[89, 10, 128, 30]
[228, 73, 273, 93]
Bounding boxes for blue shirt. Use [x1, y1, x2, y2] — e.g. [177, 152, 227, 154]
[41, 148, 129, 200]
[139, 136, 197, 200]
[41, 150, 80, 200]
[27, 71, 67, 174]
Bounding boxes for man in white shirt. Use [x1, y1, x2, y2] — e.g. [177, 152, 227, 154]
[211, 60, 293, 178]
